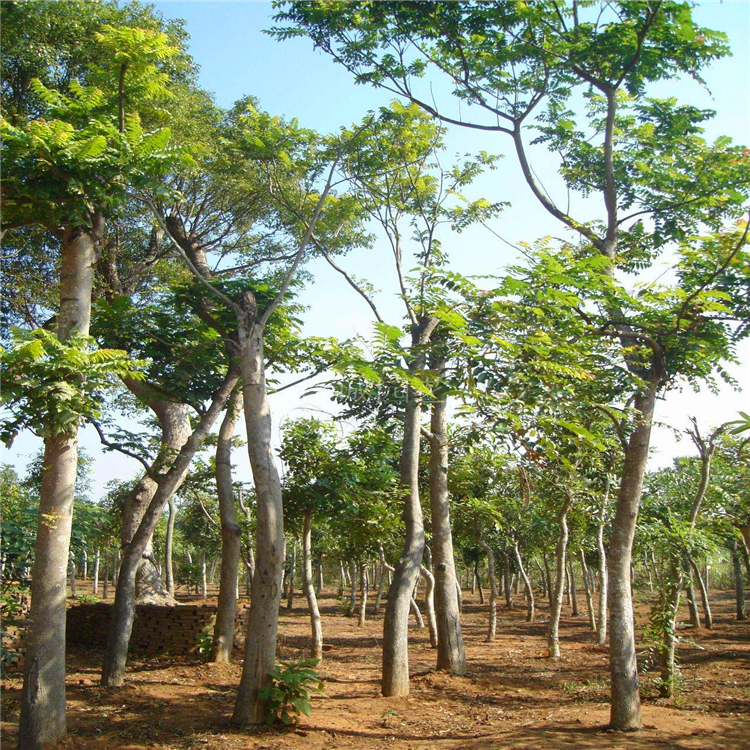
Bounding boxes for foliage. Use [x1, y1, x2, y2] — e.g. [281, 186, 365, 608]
[259, 658, 327, 726]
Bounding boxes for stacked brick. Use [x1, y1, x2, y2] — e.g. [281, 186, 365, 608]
[6, 602, 252, 668]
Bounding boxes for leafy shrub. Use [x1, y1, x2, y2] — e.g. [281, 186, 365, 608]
[75, 594, 100, 604]
[259, 658, 327, 725]
[195, 629, 213, 658]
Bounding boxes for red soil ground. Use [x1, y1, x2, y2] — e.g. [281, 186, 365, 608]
[2, 586, 748, 749]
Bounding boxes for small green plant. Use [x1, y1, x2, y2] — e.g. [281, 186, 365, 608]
[75, 594, 100, 604]
[195, 629, 213, 658]
[259, 657, 327, 726]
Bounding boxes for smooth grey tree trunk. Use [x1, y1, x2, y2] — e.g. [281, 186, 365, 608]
[608, 384, 658, 731]
[347, 559, 357, 616]
[232, 308, 286, 726]
[479, 537, 498, 642]
[93, 549, 100, 596]
[596, 500, 608, 646]
[382, 364, 428, 696]
[515, 542, 534, 622]
[569, 562, 579, 616]
[286, 540, 296, 611]
[302, 510, 323, 659]
[732, 541, 746, 621]
[82, 550, 88, 581]
[423, 386, 465, 671]
[101, 369, 239, 687]
[548, 496, 572, 659]
[420, 565, 438, 648]
[211, 389, 243, 663]
[20, 220, 101, 750]
[689, 557, 712, 629]
[358, 563, 369, 627]
[503, 549, 513, 609]
[200, 552, 208, 598]
[580, 551, 597, 632]
[165, 497, 176, 597]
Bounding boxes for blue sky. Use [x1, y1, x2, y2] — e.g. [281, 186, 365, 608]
[4, 1, 749, 495]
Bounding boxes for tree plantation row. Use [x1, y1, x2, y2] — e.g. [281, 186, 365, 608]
[1, 2, 749, 749]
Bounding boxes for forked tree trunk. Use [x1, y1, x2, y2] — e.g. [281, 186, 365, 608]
[479, 537, 498, 642]
[548, 496, 572, 659]
[580, 551, 597, 632]
[689, 558, 712, 629]
[732, 540, 746, 621]
[358, 563, 369, 627]
[101, 370, 239, 687]
[212, 389, 243, 663]
[514, 542, 534, 622]
[20, 219, 101, 750]
[232, 309, 286, 726]
[165, 497, 176, 597]
[302, 510, 323, 659]
[608, 383, 658, 731]
[420, 565, 438, 648]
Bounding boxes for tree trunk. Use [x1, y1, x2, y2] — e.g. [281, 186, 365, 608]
[420, 565, 438, 648]
[82, 550, 88, 581]
[69, 557, 77, 598]
[732, 540, 747, 621]
[689, 557, 713, 629]
[410, 596, 425, 628]
[685, 566, 701, 628]
[658, 558, 683, 698]
[543, 555, 553, 606]
[237, 489, 255, 596]
[503, 549, 513, 609]
[211, 389, 243, 663]
[596, 507, 608, 647]
[569, 562, 579, 616]
[580, 551, 597, 632]
[92, 549, 100, 596]
[534, 558, 547, 600]
[20, 219, 101, 750]
[475, 561, 485, 605]
[514, 542, 534, 622]
[316, 559, 323, 596]
[302, 510, 323, 660]
[358, 563, 369, 627]
[103, 555, 109, 600]
[101, 369, 239, 687]
[382, 355, 429, 697]
[347, 559, 357, 616]
[548, 496, 572, 659]
[608, 383, 657, 731]
[232, 310, 286, 726]
[200, 551, 208, 599]
[479, 537, 498, 642]
[165, 497, 176, 597]
[286, 540, 296, 611]
[339, 560, 346, 598]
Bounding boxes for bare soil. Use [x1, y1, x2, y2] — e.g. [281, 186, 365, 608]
[2, 586, 748, 749]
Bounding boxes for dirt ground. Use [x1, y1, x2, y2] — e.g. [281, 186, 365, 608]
[2, 586, 748, 749]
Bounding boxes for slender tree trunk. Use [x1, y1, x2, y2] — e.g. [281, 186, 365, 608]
[165, 497, 176, 597]
[580, 551, 597, 632]
[410, 596, 425, 628]
[732, 540, 747, 621]
[658, 558, 683, 698]
[425, 388, 466, 673]
[286, 540, 296, 611]
[301, 510, 323, 660]
[608, 383, 658, 731]
[20, 220, 101, 750]
[543, 555, 553, 607]
[101, 370, 239, 687]
[232, 309, 286, 726]
[689, 558, 713, 629]
[68, 557, 77, 598]
[103, 555, 109, 600]
[515, 543, 534, 622]
[479, 537, 498, 643]
[92, 549, 100, 596]
[238, 489, 255, 596]
[211, 389, 243, 663]
[420, 565, 438, 648]
[316, 559, 323, 596]
[475, 561, 485, 605]
[685, 566, 701, 628]
[534, 559, 547, 599]
[548, 496, 572, 659]
[358, 563, 369, 627]
[503, 549, 513, 609]
[382, 350, 430, 696]
[339, 560, 346, 598]
[82, 550, 88, 581]
[569, 562, 579, 616]
[597, 504, 608, 647]
[347, 559, 357, 616]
